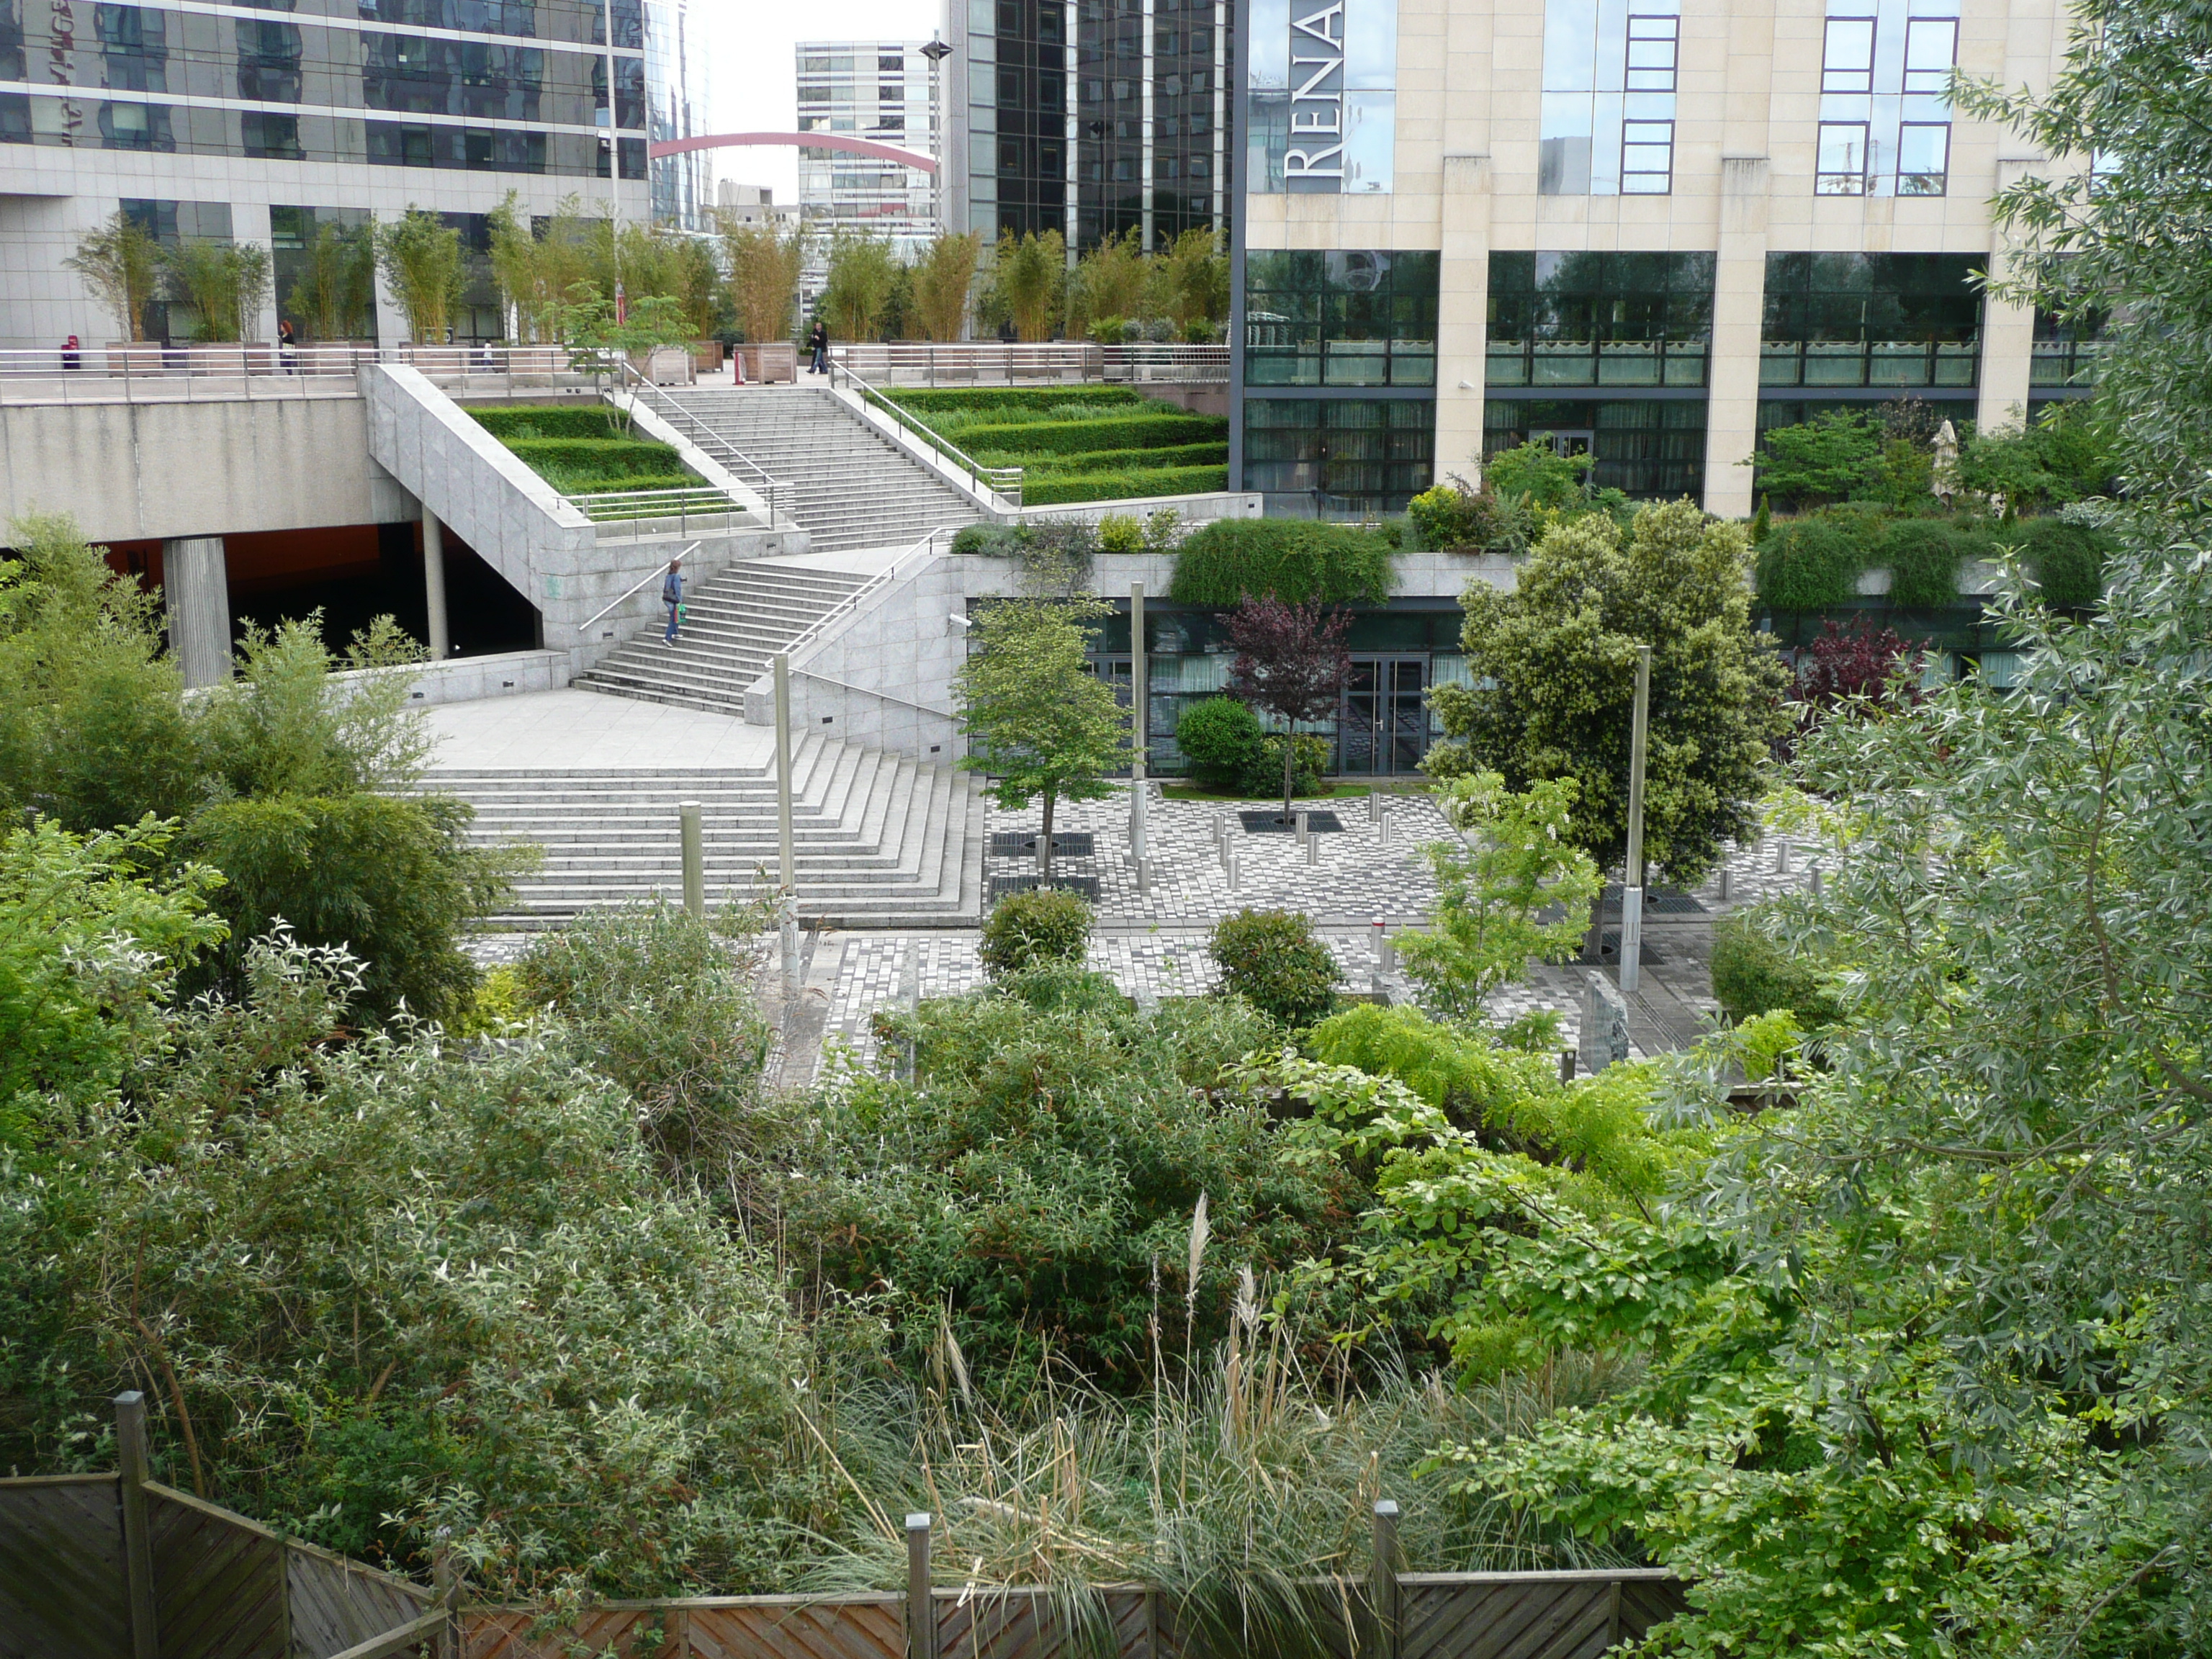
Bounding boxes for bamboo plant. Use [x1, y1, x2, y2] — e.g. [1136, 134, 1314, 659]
[64, 211, 161, 341]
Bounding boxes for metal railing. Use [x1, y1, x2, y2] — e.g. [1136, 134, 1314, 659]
[778, 526, 958, 666]
[0, 341, 598, 405]
[576, 539, 702, 634]
[617, 359, 788, 525]
[832, 341, 1229, 387]
[563, 486, 751, 528]
[829, 359, 1025, 508]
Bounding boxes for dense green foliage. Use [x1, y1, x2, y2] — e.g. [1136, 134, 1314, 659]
[1395, 773, 1601, 1044]
[1406, 481, 1533, 555]
[1431, 500, 1789, 888]
[888, 388, 1230, 505]
[1754, 508, 2114, 613]
[469, 405, 700, 496]
[1174, 695, 1267, 790]
[978, 886, 1094, 978]
[1209, 908, 1339, 1028]
[1168, 518, 1396, 606]
[1707, 909, 1843, 1029]
[793, 981, 1343, 1382]
[0, 518, 514, 1021]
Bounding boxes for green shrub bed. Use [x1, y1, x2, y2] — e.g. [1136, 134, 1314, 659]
[887, 386, 1144, 417]
[470, 403, 626, 439]
[979, 440, 1229, 475]
[1755, 509, 2113, 613]
[1023, 464, 1229, 505]
[1168, 517, 1396, 605]
[953, 413, 1224, 456]
[469, 406, 704, 498]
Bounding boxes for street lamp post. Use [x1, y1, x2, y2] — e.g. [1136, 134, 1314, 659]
[1620, 644, 1651, 994]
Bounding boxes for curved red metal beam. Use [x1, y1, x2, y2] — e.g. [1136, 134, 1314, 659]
[648, 131, 938, 174]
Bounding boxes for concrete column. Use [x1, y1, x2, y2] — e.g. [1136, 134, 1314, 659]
[1702, 156, 1771, 521]
[230, 202, 280, 346]
[423, 511, 451, 658]
[1976, 157, 2045, 436]
[1435, 154, 1493, 485]
[163, 536, 232, 688]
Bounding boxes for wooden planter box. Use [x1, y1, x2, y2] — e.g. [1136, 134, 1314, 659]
[736, 343, 798, 383]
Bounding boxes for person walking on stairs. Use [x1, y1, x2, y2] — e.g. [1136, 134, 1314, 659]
[808, 317, 829, 375]
[662, 557, 684, 644]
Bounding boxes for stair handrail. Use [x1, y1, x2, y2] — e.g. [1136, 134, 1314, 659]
[827, 358, 1025, 509]
[776, 526, 958, 665]
[617, 361, 789, 525]
[576, 539, 702, 634]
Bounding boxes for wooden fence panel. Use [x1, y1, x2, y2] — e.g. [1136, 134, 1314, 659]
[688, 1599, 905, 1659]
[149, 1485, 288, 1659]
[287, 1539, 434, 1658]
[466, 1609, 650, 1658]
[1401, 1573, 1683, 1659]
[0, 1475, 132, 1659]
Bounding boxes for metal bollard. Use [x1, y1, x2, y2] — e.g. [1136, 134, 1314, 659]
[1773, 837, 1791, 874]
[1305, 830, 1320, 866]
[1295, 809, 1310, 847]
[1717, 864, 1732, 902]
[1372, 918, 1394, 973]
[1559, 1048, 1577, 1084]
[1226, 847, 1240, 889]
[1378, 809, 1393, 848]
[1136, 855, 1151, 895]
[1809, 864, 1824, 896]
[1367, 788, 1381, 824]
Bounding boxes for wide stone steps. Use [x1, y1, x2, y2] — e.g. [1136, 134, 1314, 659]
[428, 737, 982, 927]
[574, 558, 868, 717]
[667, 385, 984, 553]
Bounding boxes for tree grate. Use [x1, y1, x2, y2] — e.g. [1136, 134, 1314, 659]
[989, 832, 1097, 858]
[1236, 810, 1346, 834]
[987, 875, 1104, 902]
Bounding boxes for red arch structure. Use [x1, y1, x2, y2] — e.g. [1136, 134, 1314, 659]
[647, 131, 938, 174]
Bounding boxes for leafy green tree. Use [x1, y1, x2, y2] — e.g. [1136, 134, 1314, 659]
[719, 217, 806, 345]
[0, 932, 801, 1600]
[819, 230, 901, 342]
[954, 597, 1127, 879]
[1220, 596, 1353, 827]
[1483, 440, 1598, 511]
[1743, 408, 1882, 506]
[286, 222, 377, 341]
[1955, 400, 2122, 512]
[1395, 772, 1602, 1046]
[1429, 501, 1789, 945]
[374, 207, 464, 343]
[1957, 0, 2212, 497]
[0, 816, 225, 1141]
[547, 279, 692, 426]
[162, 238, 271, 343]
[987, 228, 1066, 341]
[1159, 225, 1231, 328]
[1068, 228, 1152, 333]
[65, 210, 161, 342]
[910, 230, 982, 341]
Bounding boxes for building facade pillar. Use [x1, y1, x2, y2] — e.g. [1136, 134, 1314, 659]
[423, 511, 451, 658]
[1702, 156, 1771, 521]
[163, 536, 232, 688]
[1435, 154, 1493, 486]
[1976, 157, 2044, 436]
[230, 202, 281, 346]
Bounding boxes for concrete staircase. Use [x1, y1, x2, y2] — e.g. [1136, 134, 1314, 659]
[575, 559, 867, 716]
[666, 384, 986, 553]
[431, 734, 982, 927]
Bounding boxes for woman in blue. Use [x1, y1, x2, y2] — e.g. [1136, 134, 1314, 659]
[662, 557, 683, 643]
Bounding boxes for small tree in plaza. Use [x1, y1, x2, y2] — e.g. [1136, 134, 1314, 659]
[1395, 770, 1602, 1044]
[547, 280, 691, 428]
[911, 230, 982, 341]
[1428, 499, 1790, 952]
[1220, 597, 1352, 827]
[374, 207, 464, 343]
[720, 219, 806, 345]
[955, 597, 1127, 881]
[819, 230, 901, 342]
[986, 228, 1066, 341]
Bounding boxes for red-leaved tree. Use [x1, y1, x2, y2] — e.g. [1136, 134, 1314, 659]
[1786, 618, 1926, 756]
[1220, 597, 1354, 824]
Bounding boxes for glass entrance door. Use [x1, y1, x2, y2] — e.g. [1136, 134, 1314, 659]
[1339, 657, 1429, 775]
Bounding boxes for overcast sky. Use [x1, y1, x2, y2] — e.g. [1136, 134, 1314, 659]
[700, 0, 943, 204]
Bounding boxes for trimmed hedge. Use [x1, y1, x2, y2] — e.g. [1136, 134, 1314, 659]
[503, 436, 686, 477]
[1022, 464, 1229, 506]
[954, 413, 1225, 456]
[1755, 518, 1868, 610]
[1881, 518, 1992, 609]
[887, 386, 1144, 416]
[1168, 517, 1396, 606]
[470, 404, 623, 439]
[549, 472, 698, 497]
[980, 441, 1229, 475]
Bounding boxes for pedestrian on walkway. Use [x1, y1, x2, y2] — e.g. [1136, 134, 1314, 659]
[277, 318, 297, 374]
[662, 556, 684, 643]
[60, 334, 81, 372]
[808, 317, 829, 375]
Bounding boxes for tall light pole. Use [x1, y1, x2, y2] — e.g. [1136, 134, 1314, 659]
[1619, 644, 1652, 994]
[1129, 580, 1148, 876]
[920, 35, 952, 237]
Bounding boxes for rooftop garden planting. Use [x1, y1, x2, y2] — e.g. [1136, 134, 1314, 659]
[884, 385, 1228, 505]
[470, 403, 703, 506]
